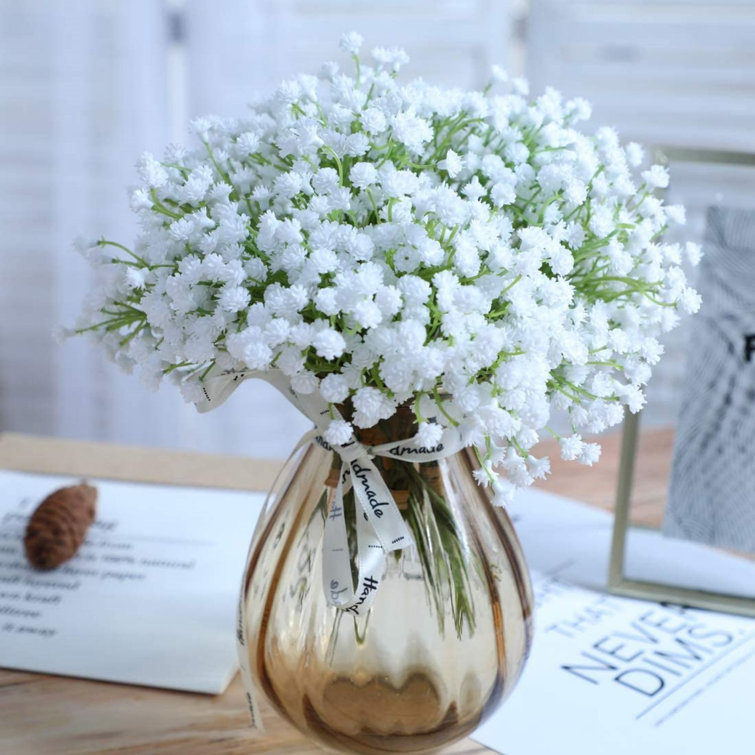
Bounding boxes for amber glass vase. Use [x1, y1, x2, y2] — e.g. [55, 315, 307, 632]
[239, 414, 534, 754]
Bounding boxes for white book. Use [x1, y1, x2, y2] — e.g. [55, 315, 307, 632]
[0, 469, 265, 694]
[473, 488, 755, 754]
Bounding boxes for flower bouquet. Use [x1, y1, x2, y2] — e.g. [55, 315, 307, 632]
[71, 32, 699, 753]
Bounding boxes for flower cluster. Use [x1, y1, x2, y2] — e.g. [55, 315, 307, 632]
[72, 33, 700, 504]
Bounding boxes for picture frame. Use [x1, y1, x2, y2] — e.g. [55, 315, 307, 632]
[607, 146, 755, 618]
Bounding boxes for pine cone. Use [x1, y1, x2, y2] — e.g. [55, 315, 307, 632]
[24, 483, 97, 569]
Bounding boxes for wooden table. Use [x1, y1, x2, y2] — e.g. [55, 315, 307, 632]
[0, 429, 673, 754]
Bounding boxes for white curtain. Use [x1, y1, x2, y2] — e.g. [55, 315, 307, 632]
[50, 0, 187, 448]
[3, 0, 510, 457]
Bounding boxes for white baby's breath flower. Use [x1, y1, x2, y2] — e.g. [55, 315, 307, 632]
[218, 285, 251, 313]
[324, 418, 354, 445]
[578, 443, 601, 466]
[371, 46, 409, 71]
[559, 435, 585, 461]
[473, 465, 494, 487]
[72, 35, 698, 502]
[414, 421, 443, 448]
[391, 112, 432, 154]
[125, 267, 147, 290]
[130, 188, 153, 212]
[339, 31, 363, 56]
[679, 287, 702, 314]
[492, 477, 516, 507]
[438, 149, 463, 178]
[320, 373, 350, 403]
[312, 328, 346, 360]
[684, 241, 702, 266]
[642, 164, 670, 189]
[361, 107, 387, 135]
[349, 162, 378, 189]
[528, 456, 551, 480]
[136, 153, 168, 188]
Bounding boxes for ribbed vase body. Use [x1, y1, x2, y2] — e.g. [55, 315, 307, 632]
[240, 425, 533, 754]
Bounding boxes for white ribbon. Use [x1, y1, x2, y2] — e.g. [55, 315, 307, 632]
[313, 424, 470, 615]
[194, 365, 466, 617]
